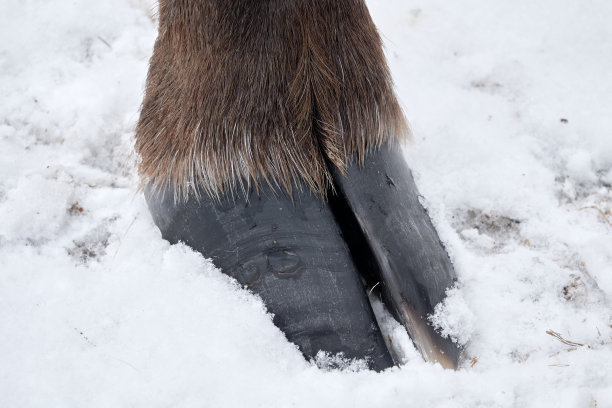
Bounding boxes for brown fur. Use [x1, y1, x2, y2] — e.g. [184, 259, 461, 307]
[136, 0, 408, 201]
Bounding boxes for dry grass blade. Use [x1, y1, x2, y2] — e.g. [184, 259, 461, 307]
[579, 206, 612, 228]
[546, 330, 584, 347]
[112, 216, 138, 260]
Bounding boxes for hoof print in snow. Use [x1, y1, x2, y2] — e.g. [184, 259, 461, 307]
[559, 255, 606, 305]
[67, 227, 110, 264]
[562, 274, 587, 302]
[453, 209, 522, 252]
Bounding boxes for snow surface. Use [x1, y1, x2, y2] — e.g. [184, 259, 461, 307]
[1, 0, 611, 406]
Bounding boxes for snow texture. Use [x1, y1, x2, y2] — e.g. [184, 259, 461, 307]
[1, 0, 611, 406]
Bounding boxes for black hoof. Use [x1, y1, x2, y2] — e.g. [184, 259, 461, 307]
[146, 144, 460, 370]
[145, 183, 394, 371]
[330, 145, 461, 369]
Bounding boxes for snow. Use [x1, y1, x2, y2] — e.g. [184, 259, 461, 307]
[1, 0, 611, 406]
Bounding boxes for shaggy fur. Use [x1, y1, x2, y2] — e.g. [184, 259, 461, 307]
[136, 0, 408, 200]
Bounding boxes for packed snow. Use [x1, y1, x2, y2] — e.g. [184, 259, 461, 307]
[1, 0, 611, 406]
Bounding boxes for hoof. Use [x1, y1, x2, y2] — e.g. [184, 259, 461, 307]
[145, 144, 460, 370]
[331, 145, 461, 369]
[146, 182, 394, 371]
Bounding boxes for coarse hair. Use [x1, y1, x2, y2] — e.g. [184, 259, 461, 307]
[136, 0, 408, 201]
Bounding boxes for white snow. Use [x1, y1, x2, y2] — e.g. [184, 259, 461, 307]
[1, 0, 611, 406]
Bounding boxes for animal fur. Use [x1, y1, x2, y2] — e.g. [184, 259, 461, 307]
[136, 0, 408, 200]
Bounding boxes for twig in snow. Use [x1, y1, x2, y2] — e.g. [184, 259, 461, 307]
[97, 35, 112, 49]
[546, 330, 584, 347]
